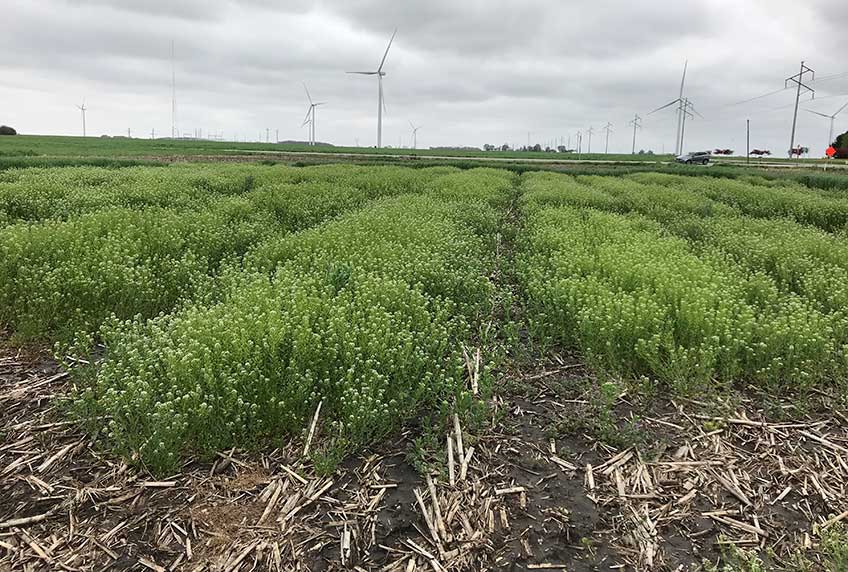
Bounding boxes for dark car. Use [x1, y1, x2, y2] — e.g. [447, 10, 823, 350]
[675, 151, 711, 165]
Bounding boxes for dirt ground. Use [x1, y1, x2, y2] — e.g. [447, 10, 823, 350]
[2, 339, 848, 571]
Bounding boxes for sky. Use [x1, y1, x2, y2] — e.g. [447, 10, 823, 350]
[2, 0, 848, 155]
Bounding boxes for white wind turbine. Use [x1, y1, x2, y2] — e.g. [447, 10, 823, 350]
[409, 121, 422, 150]
[649, 60, 690, 155]
[347, 29, 397, 148]
[301, 83, 326, 146]
[76, 100, 87, 137]
[806, 100, 848, 151]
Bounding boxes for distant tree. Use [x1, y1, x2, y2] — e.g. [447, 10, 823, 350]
[501, 143, 511, 152]
[834, 130, 848, 149]
[557, 145, 567, 153]
[0, 125, 16, 135]
[834, 130, 848, 158]
[483, 144, 495, 152]
[532, 143, 542, 152]
[637, 149, 645, 155]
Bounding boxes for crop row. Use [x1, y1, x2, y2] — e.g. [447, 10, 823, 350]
[0, 165, 463, 341]
[0, 163, 464, 225]
[78, 170, 513, 471]
[628, 172, 848, 232]
[518, 173, 848, 392]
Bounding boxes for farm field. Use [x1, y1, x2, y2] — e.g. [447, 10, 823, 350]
[2, 162, 848, 571]
[0, 134, 675, 165]
[3, 134, 845, 170]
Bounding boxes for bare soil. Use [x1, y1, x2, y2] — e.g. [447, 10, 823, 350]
[2, 339, 847, 571]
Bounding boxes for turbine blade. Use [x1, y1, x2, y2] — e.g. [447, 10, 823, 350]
[302, 107, 312, 126]
[835, 100, 848, 117]
[679, 60, 688, 99]
[347, 71, 378, 75]
[805, 109, 831, 119]
[648, 99, 680, 115]
[409, 120, 415, 130]
[303, 82, 313, 104]
[377, 28, 397, 73]
[314, 102, 327, 107]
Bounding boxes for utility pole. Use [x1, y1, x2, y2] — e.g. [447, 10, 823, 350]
[786, 61, 815, 158]
[127, 128, 131, 138]
[567, 134, 571, 150]
[746, 119, 750, 165]
[275, 129, 279, 143]
[628, 114, 642, 154]
[602, 122, 613, 154]
[266, 128, 270, 143]
[151, 128, 155, 139]
[586, 127, 594, 154]
[171, 40, 177, 139]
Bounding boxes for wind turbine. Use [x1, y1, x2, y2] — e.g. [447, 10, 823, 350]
[301, 83, 326, 146]
[649, 60, 689, 155]
[409, 121, 421, 149]
[805, 101, 848, 150]
[347, 28, 396, 148]
[76, 100, 87, 137]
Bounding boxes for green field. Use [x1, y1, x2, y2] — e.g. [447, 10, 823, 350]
[0, 133, 673, 162]
[1, 161, 847, 473]
[4, 156, 848, 572]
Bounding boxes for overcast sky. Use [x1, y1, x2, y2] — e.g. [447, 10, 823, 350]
[3, 0, 847, 154]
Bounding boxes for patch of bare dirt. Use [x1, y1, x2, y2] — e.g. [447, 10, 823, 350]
[2, 339, 847, 571]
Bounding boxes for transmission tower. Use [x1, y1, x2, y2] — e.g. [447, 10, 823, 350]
[602, 122, 613, 154]
[678, 98, 696, 153]
[785, 61, 815, 158]
[628, 114, 642, 154]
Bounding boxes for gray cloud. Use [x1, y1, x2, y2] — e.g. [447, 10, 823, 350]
[2, 0, 846, 153]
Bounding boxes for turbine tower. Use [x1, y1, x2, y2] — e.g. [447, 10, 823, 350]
[409, 121, 421, 149]
[301, 83, 326, 146]
[805, 100, 847, 151]
[347, 29, 397, 148]
[76, 100, 87, 137]
[649, 60, 689, 155]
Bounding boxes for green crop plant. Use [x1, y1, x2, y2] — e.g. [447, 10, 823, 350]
[79, 192, 504, 472]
